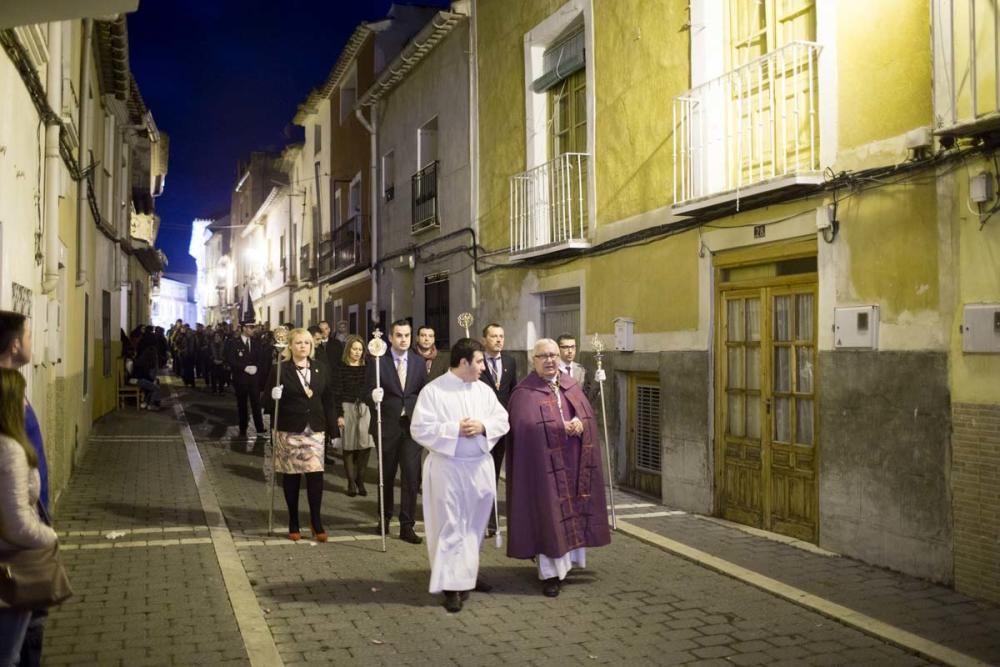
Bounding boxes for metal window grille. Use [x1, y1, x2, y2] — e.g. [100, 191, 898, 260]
[634, 383, 661, 473]
[12, 283, 32, 316]
[412, 161, 439, 233]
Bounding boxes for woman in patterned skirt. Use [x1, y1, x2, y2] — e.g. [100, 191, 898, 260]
[265, 328, 337, 542]
[333, 335, 375, 496]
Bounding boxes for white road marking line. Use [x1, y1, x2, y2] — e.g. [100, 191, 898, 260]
[62, 538, 214, 551]
[62, 526, 210, 538]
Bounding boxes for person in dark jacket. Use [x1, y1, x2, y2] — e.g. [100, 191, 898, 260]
[333, 335, 374, 496]
[264, 328, 337, 542]
[225, 320, 267, 436]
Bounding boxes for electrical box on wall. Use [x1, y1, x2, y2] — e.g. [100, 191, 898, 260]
[962, 304, 1000, 353]
[613, 317, 634, 352]
[834, 305, 879, 349]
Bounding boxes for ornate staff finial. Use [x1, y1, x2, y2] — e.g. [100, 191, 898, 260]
[272, 325, 289, 349]
[591, 333, 605, 368]
[457, 312, 474, 339]
[368, 328, 387, 357]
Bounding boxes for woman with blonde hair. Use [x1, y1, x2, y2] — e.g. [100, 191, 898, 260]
[264, 328, 337, 542]
[0, 368, 59, 663]
[333, 335, 375, 497]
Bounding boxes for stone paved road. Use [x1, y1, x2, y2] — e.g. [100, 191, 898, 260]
[179, 384, 933, 666]
[46, 381, 1000, 665]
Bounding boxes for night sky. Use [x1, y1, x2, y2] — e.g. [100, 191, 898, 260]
[127, 0, 452, 279]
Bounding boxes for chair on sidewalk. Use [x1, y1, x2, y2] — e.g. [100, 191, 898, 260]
[117, 358, 142, 410]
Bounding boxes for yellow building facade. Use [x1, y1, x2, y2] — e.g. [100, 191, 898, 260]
[473, 0, 1000, 602]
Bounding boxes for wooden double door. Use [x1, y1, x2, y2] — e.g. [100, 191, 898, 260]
[716, 274, 818, 542]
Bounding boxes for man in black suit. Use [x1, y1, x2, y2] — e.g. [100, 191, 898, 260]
[479, 322, 517, 537]
[225, 318, 267, 437]
[367, 319, 428, 544]
[318, 320, 343, 370]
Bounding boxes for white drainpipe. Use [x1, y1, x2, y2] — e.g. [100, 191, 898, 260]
[355, 105, 379, 326]
[76, 19, 93, 286]
[42, 21, 63, 294]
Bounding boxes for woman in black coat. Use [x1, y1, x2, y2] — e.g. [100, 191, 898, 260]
[264, 328, 337, 542]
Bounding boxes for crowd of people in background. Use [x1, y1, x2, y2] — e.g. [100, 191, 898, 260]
[0, 307, 610, 664]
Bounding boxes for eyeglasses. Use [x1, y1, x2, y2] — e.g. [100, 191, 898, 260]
[558, 344, 576, 350]
[533, 353, 559, 360]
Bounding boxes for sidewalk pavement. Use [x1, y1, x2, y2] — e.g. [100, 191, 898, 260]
[40, 380, 1000, 666]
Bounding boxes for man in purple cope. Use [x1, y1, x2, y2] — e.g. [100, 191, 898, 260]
[505, 338, 611, 597]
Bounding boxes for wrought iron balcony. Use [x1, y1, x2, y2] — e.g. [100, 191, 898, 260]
[332, 214, 369, 277]
[672, 41, 823, 214]
[509, 152, 590, 259]
[317, 238, 334, 277]
[412, 161, 439, 233]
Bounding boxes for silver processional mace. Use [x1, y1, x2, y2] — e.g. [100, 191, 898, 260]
[457, 312, 474, 339]
[267, 325, 289, 537]
[592, 334, 618, 530]
[368, 329, 389, 553]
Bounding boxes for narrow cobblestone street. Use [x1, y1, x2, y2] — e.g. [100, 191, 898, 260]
[39, 382, 1000, 666]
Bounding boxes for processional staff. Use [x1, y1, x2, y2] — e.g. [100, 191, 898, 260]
[459, 312, 502, 548]
[592, 334, 618, 530]
[457, 312, 474, 339]
[267, 325, 289, 536]
[368, 329, 389, 553]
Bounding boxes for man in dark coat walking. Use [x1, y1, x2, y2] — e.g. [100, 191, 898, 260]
[225, 317, 266, 437]
[366, 319, 428, 544]
[505, 338, 610, 597]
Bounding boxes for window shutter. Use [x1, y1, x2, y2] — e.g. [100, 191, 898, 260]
[532, 29, 585, 93]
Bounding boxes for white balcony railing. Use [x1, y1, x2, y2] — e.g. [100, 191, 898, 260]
[509, 152, 590, 257]
[673, 41, 822, 208]
[934, 0, 1000, 134]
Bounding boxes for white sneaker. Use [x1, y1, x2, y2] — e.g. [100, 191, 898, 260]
[140, 401, 147, 409]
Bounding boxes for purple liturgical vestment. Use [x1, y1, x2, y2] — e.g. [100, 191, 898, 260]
[505, 372, 611, 560]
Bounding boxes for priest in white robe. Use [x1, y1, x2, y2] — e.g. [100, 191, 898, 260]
[409, 338, 510, 613]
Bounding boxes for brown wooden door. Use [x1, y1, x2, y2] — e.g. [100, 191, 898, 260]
[718, 281, 817, 541]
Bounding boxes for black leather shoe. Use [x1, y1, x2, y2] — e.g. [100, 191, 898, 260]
[542, 577, 560, 597]
[357, 484, 367, 496]
[474, 578, 493, 593]
[400, 527, 423, 545]
[443, 591, 462, 613]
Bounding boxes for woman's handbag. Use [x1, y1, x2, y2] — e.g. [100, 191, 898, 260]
[0, 542, 73, 610]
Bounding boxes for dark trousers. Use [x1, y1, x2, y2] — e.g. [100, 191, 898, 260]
[181, 354, 196, 386]
[210, 362, 228, 392]
[379, 417, 421, 530]
[488, 436, 507, 531]
[233, 378, 264, 432]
